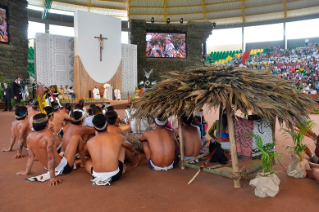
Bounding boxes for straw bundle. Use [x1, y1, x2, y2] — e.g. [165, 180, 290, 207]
[132, 66, 314, 126]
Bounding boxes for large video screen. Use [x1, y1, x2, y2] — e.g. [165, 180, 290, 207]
[0, 5, 9, 44]
[146, 32, 186, 58]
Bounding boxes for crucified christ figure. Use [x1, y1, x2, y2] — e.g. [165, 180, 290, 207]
[94, 34, 108, 61]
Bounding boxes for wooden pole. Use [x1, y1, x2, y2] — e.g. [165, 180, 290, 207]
[272, 117, 276, 144]
[218, 104, 223, 143]
[271, 117, 277, 165]
[226, 103, 241, 188]
[178, 119, 185, 170]
[184, 164, 262, 179]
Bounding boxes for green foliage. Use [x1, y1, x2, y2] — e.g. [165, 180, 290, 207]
[282, 120, 316, 160]
[0, 86, 3, 101]
[248, 133, 282, 175]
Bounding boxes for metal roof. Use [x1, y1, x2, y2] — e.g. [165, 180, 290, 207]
[27, 0, 319, 25]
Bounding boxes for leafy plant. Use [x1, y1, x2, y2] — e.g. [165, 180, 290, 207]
[248, 133, 282, 175]
[282, 120, 316, 161]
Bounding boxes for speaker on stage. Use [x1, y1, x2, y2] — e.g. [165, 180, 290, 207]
[89, 90, 91, 98]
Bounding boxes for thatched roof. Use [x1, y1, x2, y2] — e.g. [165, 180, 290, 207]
[132, 66, 314, 125]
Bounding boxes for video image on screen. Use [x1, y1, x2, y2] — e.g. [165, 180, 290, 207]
[0, 6, 9, 44]
[146, 32, 186, 58]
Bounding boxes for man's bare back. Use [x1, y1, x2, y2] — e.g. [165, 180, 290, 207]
[87, 132, 125, 172]
[139, 126, 176, 167]
[27, 131, 62, 169]
[176, 124, 201, 157]
[62, 124, 95, 151]
[53, 111, 71, 133]
[2, 119, 29, 159]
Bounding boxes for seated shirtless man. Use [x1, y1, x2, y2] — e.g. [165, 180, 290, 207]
[175, 114, 201, 163]
[2, 106, 29, 159]
[51, 102, 71, 136]
[305, 137, 319, 183]
[85, 114, 139, 185]
[105, 111, 140, 167]
[16, 113, 82, 186]
[44, 106, 64, 150]
[61, 103, 71, 126]
[61, 111, 95, 167]
[27, 101, 38, 123]
[139, 116, 176, 171]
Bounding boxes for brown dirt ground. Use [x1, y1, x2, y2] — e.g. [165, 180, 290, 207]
[0, 105, 319, 212]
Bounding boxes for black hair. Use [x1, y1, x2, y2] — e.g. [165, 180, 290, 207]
[33, 113, 48, 131]
[107, 106, 115, 112]
[44, 106, 54, 119]
[95, 106, 102, 113]
[15, 106, 28, 120]
[89, 104, 96, 110]
[75, 104, 83, 110]
[88, 108, 93, 116]
[64, 103, 71, 111]
[105, 111, 118, 125]
[92, 114, 107, 132]
[181, 114, 193, 125]
[71, 111, 83, 125]
[51, 102, 59, 112]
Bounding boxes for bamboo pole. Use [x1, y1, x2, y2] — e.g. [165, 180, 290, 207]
[184, 164, 232, 178]
[184, 152, 209, 164]
[271, 117, 277, 165]
[184, 164, 262, 178]
[226, 103, 241, 188]
[178, 119, 185, 170]
[272, 117, 276, 143]
[218, 104, 223, 143]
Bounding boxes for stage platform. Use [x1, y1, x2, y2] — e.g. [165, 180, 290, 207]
[60, 100, 129, 110]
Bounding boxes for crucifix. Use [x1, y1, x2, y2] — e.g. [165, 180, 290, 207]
[94, 34, 108, 61]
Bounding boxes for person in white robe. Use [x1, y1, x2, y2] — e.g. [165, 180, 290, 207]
[114, 88, 121, 100]
[93, 86, 100, 99]
[103, 82, 113, 100]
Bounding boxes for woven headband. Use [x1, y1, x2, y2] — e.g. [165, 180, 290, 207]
[15, 114, 27, 119]
[93, 122, 107, 131]
[33, 116, 48, 124]
[155, 118, 168, 126]
[71, 115, 84, 122]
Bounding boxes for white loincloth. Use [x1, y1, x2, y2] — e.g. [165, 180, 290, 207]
[91, 168, 120, 186]
[149, 159, 174, 171]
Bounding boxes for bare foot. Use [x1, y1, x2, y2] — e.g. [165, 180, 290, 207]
[1, 148, 12, 152]
[122, 164, 127, 174]
[132, 152, 141, 168]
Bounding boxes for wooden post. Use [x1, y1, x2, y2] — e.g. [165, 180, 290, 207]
[226, 103, 241, 188]
[271, 117, 277, 165]
[272, 117, 276, 144]
[178, 119, 185, 170]
[218, 104, 223, 143]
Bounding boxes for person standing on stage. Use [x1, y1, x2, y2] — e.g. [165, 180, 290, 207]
[3, 82, 11, 111]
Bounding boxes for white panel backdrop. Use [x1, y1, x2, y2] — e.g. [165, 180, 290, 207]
[36, 33, 74, 86]
[121, 44, 137, 99]
[74, 11, 121, 83]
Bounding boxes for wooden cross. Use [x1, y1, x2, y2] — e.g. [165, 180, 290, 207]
[94, 34, 108, 61]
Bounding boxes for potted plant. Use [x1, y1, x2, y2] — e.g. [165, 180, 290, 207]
[282, 120, 315, 178]
[248, 133, 282, 198]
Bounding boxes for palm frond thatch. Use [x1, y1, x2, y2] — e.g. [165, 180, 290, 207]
[132, 66, 314, 126]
